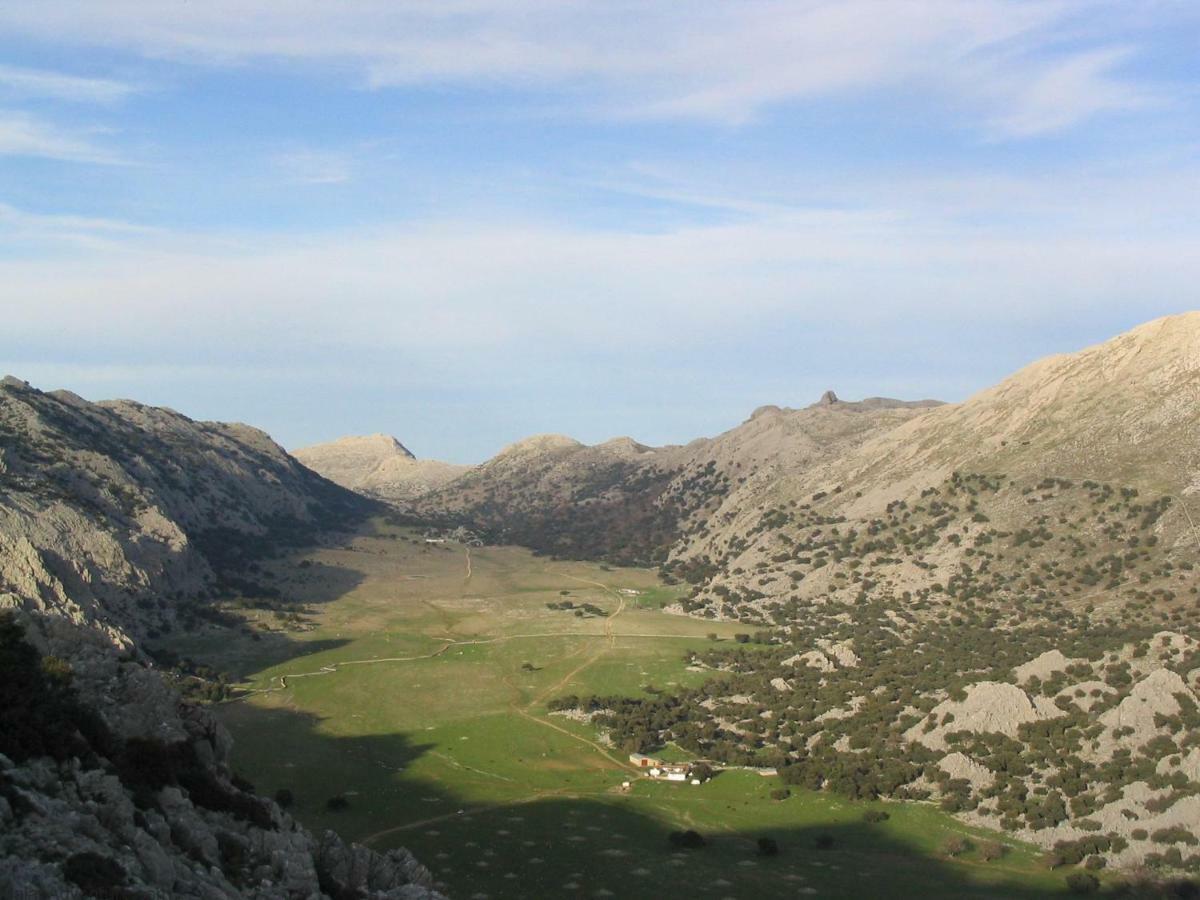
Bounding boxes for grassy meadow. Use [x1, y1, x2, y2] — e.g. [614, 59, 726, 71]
[167, 523, 1085, 898]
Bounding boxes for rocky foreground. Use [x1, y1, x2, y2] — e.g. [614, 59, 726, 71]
[0, 614, 443, 899]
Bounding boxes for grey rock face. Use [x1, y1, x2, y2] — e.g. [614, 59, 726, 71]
[0, 618, 444, 900]
[0, 378, 370, 647]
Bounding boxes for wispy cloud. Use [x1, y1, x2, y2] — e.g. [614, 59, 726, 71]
[273, 149, 351, 185]
[0, 1, 1175, 135]
[0, 201, 160, 252]
[4, 164, 1198, 359]
[0, 110, 127, 164]
[984, 47, 1157, 137]
[0, 63, 138, 104]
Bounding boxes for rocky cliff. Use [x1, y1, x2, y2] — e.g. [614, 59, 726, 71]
[0, 377, 373, 649]
[0, 380, 439, 898]
[0, 612, 442, 899]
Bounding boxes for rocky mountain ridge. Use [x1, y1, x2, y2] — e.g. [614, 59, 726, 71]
[543, 314, 1200, 876]
[0, 377, 374, 649]
[1, 611, 442, 899]
[0, 380, 438, 899]
[297, 393, 943, 567]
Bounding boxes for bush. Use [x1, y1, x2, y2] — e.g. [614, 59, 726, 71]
[326, 794, 350, 811]
[274, 788, 294, 809]
[757, 837, 780, 857]
[1065, 872, 1100, 894]
[814, 833, 834, 850]
[769, 788, 791, 801]
[0, 614, 106, 763]
[63, 852, 126, 894]
[668, 830, 706, 849]
[863, 809, 890, 824]
[942, 836, 971, 857]
[979, 841, 1005, 862]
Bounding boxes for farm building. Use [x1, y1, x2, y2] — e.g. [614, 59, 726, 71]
[629, 753, 661, 768]
[647, 763, 690, 782]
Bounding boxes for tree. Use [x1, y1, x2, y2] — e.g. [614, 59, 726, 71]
[669, 830, 706, 849]
[757, 837, 780, 857]
[941, 836, 971, 857]
[274, 788, 294, 809]
[1065, 872, 1099, 894]
[979, 841, 1005, 862]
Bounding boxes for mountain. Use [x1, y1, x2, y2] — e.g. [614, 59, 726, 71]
[0, 377, 373, 649]
[0, 380, 438, 898]
[293, 434, 469, 502]
[409, 395, 942, 565]
[671, 312, 1200, 616]
[541, 313, 1200, 868]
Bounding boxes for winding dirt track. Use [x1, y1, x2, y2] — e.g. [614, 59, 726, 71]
[359, 574, 640, 846]
[236, 551, 644, 839]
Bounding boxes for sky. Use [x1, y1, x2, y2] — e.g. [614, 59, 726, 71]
[1, 1, 1197, 464]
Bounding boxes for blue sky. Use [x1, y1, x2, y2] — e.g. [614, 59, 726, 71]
[1, 1, 1197, 463]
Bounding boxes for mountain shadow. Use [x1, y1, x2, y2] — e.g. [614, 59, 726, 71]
[215, 702, 1144, 900]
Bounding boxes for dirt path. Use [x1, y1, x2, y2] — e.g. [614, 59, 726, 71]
[534, 576, 626, 704]
[231, 621, 699, 702]
[514, 574, 640, 774]
[361, 790, 592, 845]
[513, 705, 635, 773]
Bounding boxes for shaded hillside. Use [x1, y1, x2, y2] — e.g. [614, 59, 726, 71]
[412, 397, 940, 566]
[0, 377, 375, 648]
[0, 611, 441, 898]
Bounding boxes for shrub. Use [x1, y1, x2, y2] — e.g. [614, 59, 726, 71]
[979, 841, 1005, 862]
[769, 788, 791, 801]
[757, 837, 780, 857]
[668, 830, 706, 849]
[863, 809, 890, 824]
[1065, 872, 1100, 894]
[326, 794, 350, 811]
[942, 836, 971, 857]
[274, 788, 294, 809]
[63, 852, 126, 894]
[814, 833, 834, 850]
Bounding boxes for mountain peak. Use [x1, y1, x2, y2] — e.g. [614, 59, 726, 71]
[496, 433, 583, 457]
[819, 390, 840, 406]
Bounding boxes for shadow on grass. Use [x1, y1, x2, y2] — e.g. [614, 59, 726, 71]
[152, 543, 372, 679]
[217, 703, 1121, 900]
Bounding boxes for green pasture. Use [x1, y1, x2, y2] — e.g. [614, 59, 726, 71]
[180, 524, 1083, 898]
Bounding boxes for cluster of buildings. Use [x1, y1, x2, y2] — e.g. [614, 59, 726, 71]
[628, 753, 708, 785]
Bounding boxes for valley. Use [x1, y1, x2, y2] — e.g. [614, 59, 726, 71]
[179, 521, 1075, 899]
[3, 314, 1198, 898]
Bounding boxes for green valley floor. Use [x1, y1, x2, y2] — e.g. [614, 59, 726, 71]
[164, 523, 1090, 898]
